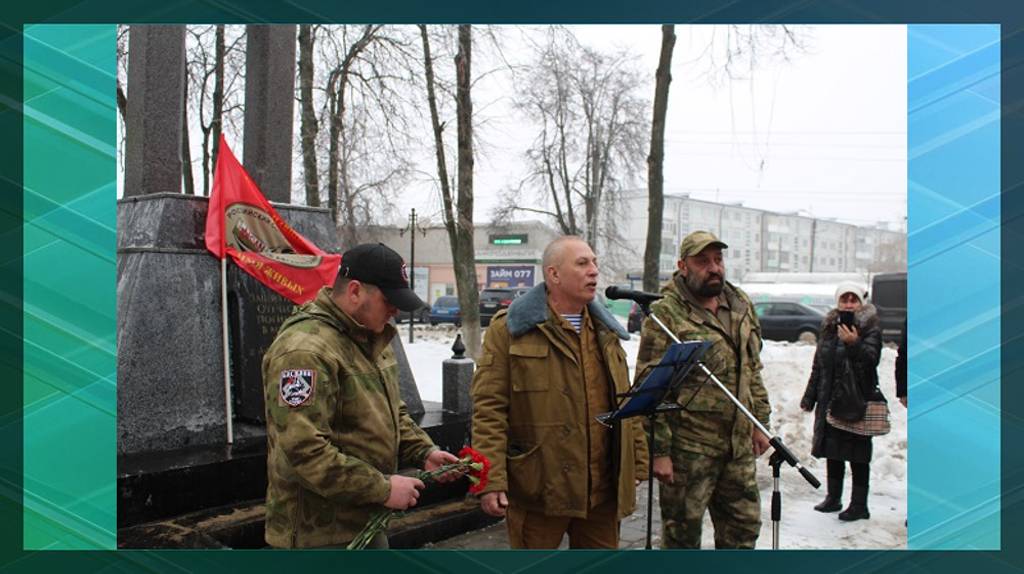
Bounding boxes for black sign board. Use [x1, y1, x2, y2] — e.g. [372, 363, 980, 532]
[489, 233, 528, 245]
[228, 267, 298, 423]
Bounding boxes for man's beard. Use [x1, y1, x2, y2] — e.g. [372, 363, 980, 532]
[685, 270, 725, 298]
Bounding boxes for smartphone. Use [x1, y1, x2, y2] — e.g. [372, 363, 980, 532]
[838, 310, 855, 328]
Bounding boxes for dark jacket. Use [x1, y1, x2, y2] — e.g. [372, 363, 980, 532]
[800, 303, 883, 464]
[895, 319, 907, 399]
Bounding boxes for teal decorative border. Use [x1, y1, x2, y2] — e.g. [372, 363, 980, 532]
[5, 2, 1023, 571]
[22, 24, 117, 550]
[907, 24, 1001, 550]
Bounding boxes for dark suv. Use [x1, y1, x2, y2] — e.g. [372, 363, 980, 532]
[871, 272, 907, 343]
[479, 287, 529, 326]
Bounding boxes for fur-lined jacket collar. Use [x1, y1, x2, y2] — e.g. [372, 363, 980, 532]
[505, 282, 629, 340]
[821, 302, 879, 334]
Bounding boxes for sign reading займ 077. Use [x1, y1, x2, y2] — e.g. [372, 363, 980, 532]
[487, 265, 534, 288]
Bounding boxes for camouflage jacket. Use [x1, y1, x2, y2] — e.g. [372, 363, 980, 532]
[261, 287, 437, 548]
[635, 272, 770, 458]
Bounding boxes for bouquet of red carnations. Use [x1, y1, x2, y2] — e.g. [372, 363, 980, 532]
[347, 446, 490, 549]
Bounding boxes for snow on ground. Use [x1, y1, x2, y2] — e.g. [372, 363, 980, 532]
[404, 323, 907, 549]
[401, 323, 464, 402]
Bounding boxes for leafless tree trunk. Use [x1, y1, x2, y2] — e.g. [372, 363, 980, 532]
[208, 24, 225, 195]
[191, 25, 236, 196]
[643, 25, 675, 292]
[454, 25, 481, 359]
[338, 118, 357, 247]
[182, 76, 195, 194]
[325, 25, 378, 242]
[303, 25, 413, 245]
[326, 79, 342, 224]
[116, 26, 129, 123]
[116, 25, 129, 174]
[116, 85, 127, 123]
[298, 24, 320, 207]
[421, 24, 481, 359]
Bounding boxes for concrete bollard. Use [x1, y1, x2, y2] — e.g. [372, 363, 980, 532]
[442, 334, 475, 416]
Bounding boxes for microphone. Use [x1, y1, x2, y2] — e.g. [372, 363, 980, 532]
[605, 285, 663, 305]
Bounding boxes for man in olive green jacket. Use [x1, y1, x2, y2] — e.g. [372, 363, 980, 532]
[262, 243, 459, 548]
[471, 236, 648, 549]
[635, 230, 771, 549]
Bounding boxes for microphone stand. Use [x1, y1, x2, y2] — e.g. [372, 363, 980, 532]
[597, 336, 707, 550]
[638, 300, 820, 550]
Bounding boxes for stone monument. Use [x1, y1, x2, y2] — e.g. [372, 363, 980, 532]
[116, 24, 474, 548]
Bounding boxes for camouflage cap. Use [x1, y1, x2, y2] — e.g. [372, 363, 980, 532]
[679, 230, 728, 259]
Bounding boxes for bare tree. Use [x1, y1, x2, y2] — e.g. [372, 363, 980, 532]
[185, 25, 246, 196]
[499, 29, 649, 255]
[693, 25, 807, 85]
[305, 25, 417, 247]
[116, 26, 129, 124]
[642, 25, 676, 293]
[298, 24, 319, 207]
[182, 75, 195, 195]
[116, 25, 130, 179]
[324, 25, 378, 235]
[421, 24, 482, 359]
[210, 24, 227, 191]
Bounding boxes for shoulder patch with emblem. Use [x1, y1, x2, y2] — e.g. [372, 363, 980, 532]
[279, 369, 316, 407]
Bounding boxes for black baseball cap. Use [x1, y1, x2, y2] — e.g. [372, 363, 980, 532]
[339, 243, 426, 312]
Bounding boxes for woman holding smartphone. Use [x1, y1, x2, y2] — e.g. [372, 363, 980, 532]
[800, 281, 883, 522]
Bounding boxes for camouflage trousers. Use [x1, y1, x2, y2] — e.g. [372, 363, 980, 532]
[658, 449, 761, 549]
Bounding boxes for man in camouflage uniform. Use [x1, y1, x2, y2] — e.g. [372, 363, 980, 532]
[635, 230, 771, 549]
[262, 243, 459, 548]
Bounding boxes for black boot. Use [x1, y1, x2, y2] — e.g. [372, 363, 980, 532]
[814, 475, 843, 512]
[839, 485, 870, 521]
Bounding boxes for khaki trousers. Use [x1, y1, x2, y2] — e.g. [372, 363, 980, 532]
[506, 499, 619, 549]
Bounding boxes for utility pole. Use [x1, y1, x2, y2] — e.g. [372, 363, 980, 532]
[400, 208, 428, 343]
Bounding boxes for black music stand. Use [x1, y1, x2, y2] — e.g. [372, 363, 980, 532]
[597, 340, 712, 550]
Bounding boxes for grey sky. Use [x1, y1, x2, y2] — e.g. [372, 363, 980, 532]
[398, 24, 907, 230]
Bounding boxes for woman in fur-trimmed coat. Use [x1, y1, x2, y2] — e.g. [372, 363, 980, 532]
[800, 281, 883, 522]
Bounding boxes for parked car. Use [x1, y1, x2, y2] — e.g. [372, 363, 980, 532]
[871, 272, 906, 343]
[628, 302, 643, 333]
[753, 301, 826, 343]
[429, 295, 462, 326]
[479, 287, 529, 326]
[396, 304, 429, 324]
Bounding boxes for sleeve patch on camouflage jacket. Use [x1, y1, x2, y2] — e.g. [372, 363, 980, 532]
[279, 369, 316, 407]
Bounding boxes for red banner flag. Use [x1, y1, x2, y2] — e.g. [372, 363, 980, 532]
[205, 135, 341, 304]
